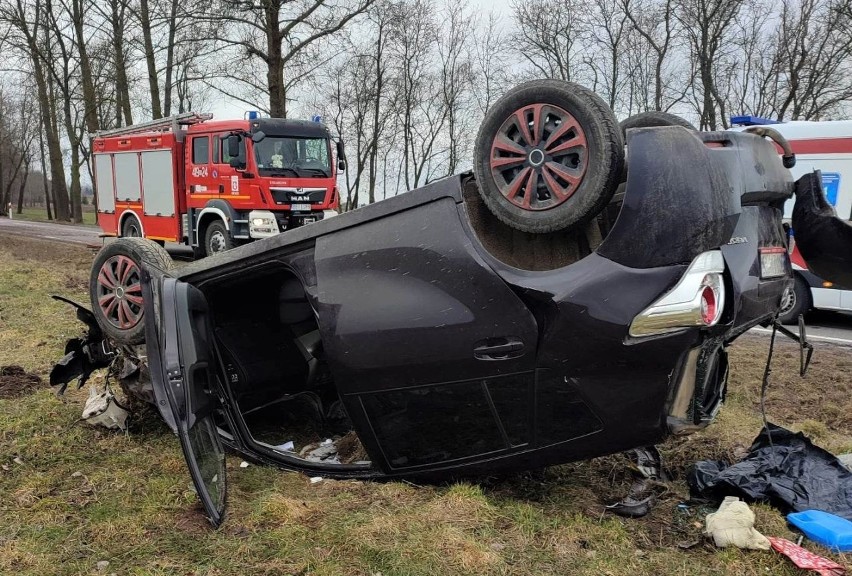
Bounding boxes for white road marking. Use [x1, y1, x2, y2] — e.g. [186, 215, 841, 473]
[750, 327, 852, 346]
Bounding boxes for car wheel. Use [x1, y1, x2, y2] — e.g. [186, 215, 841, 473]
[473, 79, 624, 233]
[619, 111, 697, 140]
[121, 215, 142, 238]
[204, 220, 233, 256]
[778, 276, 812, 325]
[89, 238, 174, 345]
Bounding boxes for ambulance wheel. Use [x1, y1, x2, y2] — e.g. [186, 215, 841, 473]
[204, 220, 233, 256]
[121, 215, 142, 238]
[473, 79, 624, 233]
[778, 276, 811, 325]
[90, 238, 174, 345]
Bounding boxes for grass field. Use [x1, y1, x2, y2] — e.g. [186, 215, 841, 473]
[0, 232, 850, 576]
[13, 205, 98, 226]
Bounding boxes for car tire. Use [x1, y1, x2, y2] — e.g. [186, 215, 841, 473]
[778, 276, 812, 325]
[204, 220, 233, 256]
[473, 79, 624, 234]
[121, 215, 142, 238]
[619, 111, 696, 140]
[89, 238, 174, 345]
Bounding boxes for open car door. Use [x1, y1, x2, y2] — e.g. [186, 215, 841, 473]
[142, 271, 227, 527]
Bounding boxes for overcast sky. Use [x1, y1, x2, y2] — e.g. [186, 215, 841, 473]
[208, 0, 514, 122]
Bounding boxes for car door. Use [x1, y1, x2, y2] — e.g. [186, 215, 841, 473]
[314, 196, 539, 471]
[142, 271, 227, 526]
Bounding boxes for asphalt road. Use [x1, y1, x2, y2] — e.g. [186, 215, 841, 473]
[0, 216, 102, 247]
[2, 215, 851, 344]
[751, 310, 852, 346]
[0, 216, 193, 258]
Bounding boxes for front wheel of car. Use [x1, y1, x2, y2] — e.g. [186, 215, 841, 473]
[89, 238, 174, 345]
[778, 276, 812, 325]
[473, 79, 624, 233]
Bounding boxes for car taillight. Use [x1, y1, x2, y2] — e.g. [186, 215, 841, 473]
[701, 285, 717, 325]
[629, 250, 726, 337]
[759, 246, 788, 279]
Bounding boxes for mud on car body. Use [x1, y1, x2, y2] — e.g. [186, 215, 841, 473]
[55, 81, 798, 526]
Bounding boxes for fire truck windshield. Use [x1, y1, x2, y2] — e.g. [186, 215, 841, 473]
[253, 136, 331, 177]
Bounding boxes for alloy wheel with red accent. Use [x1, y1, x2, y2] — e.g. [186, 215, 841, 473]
[473, 79, 624, 234]
[490, 103, 588, 211]
[96, 255, 143, 331]
[89, 238, 174, 345]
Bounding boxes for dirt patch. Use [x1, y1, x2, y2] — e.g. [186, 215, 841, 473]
[173, 507, 211, 535]
[0, 366, 43, 399]
[728, 335, 852, 432]
[0, 232, 94, 271]
[337, 431, 370, 464]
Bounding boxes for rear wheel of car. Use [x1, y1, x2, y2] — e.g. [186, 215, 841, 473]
[89, 238, 174, 345]
[204, 220, 233, 256]
[473, 79, 624, 234]
[619, 111, 696, 140]
[778, 276, 812, 325]
[121, 215, 142, 238]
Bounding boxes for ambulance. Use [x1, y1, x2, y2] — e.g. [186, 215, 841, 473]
[731, 116, 852, 323]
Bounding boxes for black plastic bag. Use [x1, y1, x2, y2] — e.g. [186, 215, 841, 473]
[688, 424, 852, 520]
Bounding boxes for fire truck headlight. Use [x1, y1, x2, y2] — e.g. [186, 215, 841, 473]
[248, 210, 280, 238]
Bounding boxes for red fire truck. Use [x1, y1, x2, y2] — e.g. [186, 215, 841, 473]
[92, 112, 345, 257]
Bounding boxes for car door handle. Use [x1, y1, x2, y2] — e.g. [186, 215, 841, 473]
[474, 337, 524, 360]
[219, 184, 224, 194]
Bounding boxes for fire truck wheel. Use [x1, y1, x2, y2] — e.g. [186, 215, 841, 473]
[473, 79, 624, 233]
[89, 238, 174, 345]
[121, 216, 142, 238]
[204, 220, 233, 256]
[778, 275, 812, 325]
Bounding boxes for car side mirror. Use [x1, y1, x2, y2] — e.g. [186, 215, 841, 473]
[337, 159, 347, 172]
[251, 131, 266, 143]
[227, 135, 240, 158]
[229, 157, 242, 169]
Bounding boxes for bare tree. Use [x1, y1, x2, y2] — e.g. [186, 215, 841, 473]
[471, 12, 509, 115]
[677, 0, 745, 129]
[621, 0, 682, 112]
[581, 0, 630, 110]
[509, 0, 584, 81]
[435, 2, 474, 175]
[772, 0, 852, 119]
[211, 0, 375, 117]
[1, 0, 71, 220]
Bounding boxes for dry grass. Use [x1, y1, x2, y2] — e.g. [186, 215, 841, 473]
[0, 231, 849, 575]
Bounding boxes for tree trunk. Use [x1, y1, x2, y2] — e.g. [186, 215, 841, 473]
[39, 118, 53, 220]
[266, 4, 285, 117]
[367, 21, 386, 205]
[16, 161, 30, 214]
[139, 0, 163, 118]
[72, 0, 100, 135]
[111, 0, 134, 125]
[36, 49, 70, 220]
[163, 0, 179, 116]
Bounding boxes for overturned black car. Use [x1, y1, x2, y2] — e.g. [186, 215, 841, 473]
[56, 81, 803, 526]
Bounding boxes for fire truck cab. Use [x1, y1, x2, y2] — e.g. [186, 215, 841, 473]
[92, 112, 344, 257]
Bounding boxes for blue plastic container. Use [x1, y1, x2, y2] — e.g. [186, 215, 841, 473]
[787, 510, 852, 552]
